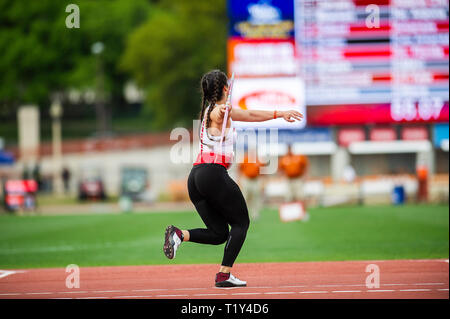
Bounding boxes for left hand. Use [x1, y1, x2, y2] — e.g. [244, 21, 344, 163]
[281, 110, 303, 123]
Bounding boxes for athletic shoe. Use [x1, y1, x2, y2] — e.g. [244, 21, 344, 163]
[163, 225, 183, 259]
[215, 272, 247, 287]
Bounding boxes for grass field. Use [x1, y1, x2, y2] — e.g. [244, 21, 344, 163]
[0, 204, 448, 269]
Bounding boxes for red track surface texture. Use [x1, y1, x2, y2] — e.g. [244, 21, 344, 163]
[0, 259, 448, 299]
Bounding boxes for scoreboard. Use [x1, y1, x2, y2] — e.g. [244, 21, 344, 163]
[228, 0, 306, 129]
[294, 0, 449, 125]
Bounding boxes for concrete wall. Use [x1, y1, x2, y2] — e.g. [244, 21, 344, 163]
[16, 145, 192, 197]
[10, 141, 446, 200]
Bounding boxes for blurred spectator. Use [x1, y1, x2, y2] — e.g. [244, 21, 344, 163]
[416, 165, 429, 203]
[1, 175, 6, 211]
[62, 167, 71, 194]
[239, 151, 263, 221]
[343, 164, 356, 183]
[32, 161, 42, 191]
[22, 163, 31, 180]
[279, 146, 308, 202]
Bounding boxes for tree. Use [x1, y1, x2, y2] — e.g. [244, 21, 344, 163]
[120, 0, 228, 130]
[0, 0, 153, 132]
[67, 0, 153, 132]
[0, 0, 74, 113]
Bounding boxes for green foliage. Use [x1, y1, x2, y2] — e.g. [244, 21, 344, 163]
[0, 0, 227, 131]
[0, 0, 71, 110]
[120, 0, 228, 130]
[67, 0, 153, 96]
[0, 0, 153, 115]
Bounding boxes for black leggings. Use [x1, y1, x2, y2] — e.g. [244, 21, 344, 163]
[187, 164, 250, 267]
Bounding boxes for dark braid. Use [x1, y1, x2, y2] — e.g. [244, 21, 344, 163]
[199, 78, 209, 126]
[205, 75, 220, 130]
[198, 70, 228, 133]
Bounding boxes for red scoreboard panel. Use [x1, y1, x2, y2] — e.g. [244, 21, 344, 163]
[295, 0, 449, 125]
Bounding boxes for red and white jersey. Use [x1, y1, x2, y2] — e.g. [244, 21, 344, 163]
[194, 104, 237, 169]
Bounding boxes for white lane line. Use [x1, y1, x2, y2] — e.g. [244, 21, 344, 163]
[316, 284, 365, 288]
[156, 294, 189, 297]
[383, 284, 410, 286]
[77, 297, 109, 299]
[3, 283, 448, 298]
[231, 292, 263, 296]
[0, 270, 26, 279]
[398, 259, 447, 263]
[264, 292, 295, 295]
[413, 283, 445, 286]
[213, 287, 246, 290]
[299, 291, 328, 294]
[193, 293, 228, 297]
[57, 291, 89, 294]
[173, 287, 208, 291]
[113, 295, 152, 299]
[384, 283, 445, 286]
[316, 283, 445, 288]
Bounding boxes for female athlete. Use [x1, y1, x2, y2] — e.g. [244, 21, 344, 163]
[163, 70, 303, 287]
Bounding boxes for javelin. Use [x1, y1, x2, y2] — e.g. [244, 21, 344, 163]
[215, 72, 235, 163]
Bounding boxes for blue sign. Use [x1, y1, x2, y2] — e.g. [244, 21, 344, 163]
[0, 151, 14, 165]
[228, 0, 295, 38]
[228, 0, 294, 21]
[433, 123, 449, 147]
[276, 128, 333, 144]
[236, 128, 332, 147]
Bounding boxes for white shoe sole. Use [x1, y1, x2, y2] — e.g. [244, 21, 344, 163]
[163, 225, 181, 259]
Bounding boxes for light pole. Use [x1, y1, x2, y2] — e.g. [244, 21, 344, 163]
[50, 99, 64, 196]
[91, 42, 107, 135]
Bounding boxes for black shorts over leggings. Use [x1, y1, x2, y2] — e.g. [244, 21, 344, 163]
[187, 164, 250, 267]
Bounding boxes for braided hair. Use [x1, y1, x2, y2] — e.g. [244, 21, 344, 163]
[199, 70, 228, 131]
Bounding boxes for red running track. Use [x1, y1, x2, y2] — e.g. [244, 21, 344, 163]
[0, 259, 448, 299]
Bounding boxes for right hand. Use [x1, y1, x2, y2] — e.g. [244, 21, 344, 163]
[219, 104, 232, 120]
[281, 110, 303, 123]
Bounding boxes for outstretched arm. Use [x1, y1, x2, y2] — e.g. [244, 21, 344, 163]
[231, 108, 303, 123]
